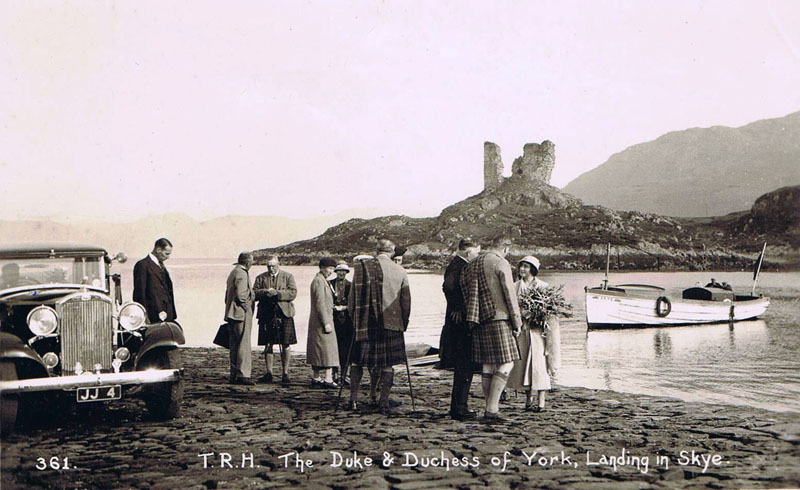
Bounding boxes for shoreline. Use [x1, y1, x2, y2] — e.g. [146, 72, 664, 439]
[185, 346, 799, 416]
[257, 259, 800, 274]
[2, 347, 798, 489]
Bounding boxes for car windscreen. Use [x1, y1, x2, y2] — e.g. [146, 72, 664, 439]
[0, 257, 106, 290]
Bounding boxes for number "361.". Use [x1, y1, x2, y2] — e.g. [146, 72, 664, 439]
[36, 457, 71, 470]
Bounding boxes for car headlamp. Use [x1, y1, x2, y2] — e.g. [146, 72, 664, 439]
[119, 302, 147, 331]
[27, 306, 58, 336]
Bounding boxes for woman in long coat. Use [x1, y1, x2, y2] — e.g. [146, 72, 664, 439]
[307, 258, 339, 387]
[507, 256, 551, 411]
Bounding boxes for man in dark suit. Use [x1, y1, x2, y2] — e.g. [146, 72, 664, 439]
[133, 238, 176, 324]
[440, 238, 481, 420]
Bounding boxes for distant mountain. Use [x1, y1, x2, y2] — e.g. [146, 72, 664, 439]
[562, 111, 800, 217]
[0, 209, 400, 259]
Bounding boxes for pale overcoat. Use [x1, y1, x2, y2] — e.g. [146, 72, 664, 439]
[306, 272, 339, 367]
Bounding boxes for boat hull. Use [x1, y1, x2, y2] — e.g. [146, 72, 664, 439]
[585, 288, 770, 329]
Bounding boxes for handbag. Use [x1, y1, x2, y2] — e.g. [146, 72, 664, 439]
[213, 323, 230, 349]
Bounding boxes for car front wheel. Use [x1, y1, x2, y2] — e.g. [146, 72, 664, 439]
[0, 361, 19, 435]
[141, 349, 183, 420]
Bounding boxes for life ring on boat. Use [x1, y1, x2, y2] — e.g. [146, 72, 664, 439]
[655, 296, 671, 317]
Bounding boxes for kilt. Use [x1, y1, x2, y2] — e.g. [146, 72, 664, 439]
[352, 329, 406, 368]
[258, 311, 298, 346]
[471, 319, 521, 364]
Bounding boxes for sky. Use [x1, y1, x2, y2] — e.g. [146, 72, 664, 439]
[2, 0, 799, 222]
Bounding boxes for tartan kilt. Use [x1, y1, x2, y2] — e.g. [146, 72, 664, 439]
[352, 329, 406, 368]
[257, 313, 298, 346]
[471, 319, 521, 364]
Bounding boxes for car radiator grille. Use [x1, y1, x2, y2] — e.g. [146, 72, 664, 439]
[58, 296, 113, 373]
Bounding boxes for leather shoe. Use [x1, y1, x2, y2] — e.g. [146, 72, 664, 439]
[380, 405, 401, 417]
[482, 411, 506, 423]
[258, 373, 274, 384]
[233, 377, 255, 385]
[369, 397, 402, 408]
[450, 410, 477, 421]
[281, 373, 290, 385]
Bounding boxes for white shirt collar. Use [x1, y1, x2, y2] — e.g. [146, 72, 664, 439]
[149, 253, 160, 266]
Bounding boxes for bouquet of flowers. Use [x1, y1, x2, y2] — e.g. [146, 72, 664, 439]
[518, 284, 573, 333]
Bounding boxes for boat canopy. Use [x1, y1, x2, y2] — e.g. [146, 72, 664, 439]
[682, 287, 735, 301]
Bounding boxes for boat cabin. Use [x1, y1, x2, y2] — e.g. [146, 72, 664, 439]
[682, 287, 735, 302]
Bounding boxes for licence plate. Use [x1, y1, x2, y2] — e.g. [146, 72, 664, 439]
[76, 385, 122, 403]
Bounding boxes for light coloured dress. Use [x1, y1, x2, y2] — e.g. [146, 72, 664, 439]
[507, 277, 551, 391]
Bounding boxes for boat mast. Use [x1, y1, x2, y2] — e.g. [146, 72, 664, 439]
[603, 243, 611, 290]
[751, 242, 767, 296]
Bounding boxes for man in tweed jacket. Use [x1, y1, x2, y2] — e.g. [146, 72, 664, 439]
[460, 236, 522, 422]
[347, 239, 411, 415]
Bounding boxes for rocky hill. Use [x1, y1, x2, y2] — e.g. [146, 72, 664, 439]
[256, 142, 800, 271]
[562, 111, 800, 217]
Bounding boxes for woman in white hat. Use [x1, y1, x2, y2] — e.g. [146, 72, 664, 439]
[507, 255, 554, 411]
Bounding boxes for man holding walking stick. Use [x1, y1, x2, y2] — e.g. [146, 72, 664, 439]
[345, 239, 411, 416]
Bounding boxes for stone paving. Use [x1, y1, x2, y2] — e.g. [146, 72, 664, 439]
[1, 347, 798, 489]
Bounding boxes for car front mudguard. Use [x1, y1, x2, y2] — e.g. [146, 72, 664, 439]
[135, 322, 185, 369]
[0, 331, 48, 379]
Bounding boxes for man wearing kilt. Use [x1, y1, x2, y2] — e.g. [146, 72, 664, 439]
[254, 255, 298, 384]
[346, 239, 411, 416]
[440, 238, 481, 420]
[459, 236, 522, 422]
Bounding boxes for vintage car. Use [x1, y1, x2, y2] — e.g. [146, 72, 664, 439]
[0, 244, 184, 434]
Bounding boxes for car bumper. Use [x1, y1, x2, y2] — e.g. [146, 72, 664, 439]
[0, 369, 182, 394]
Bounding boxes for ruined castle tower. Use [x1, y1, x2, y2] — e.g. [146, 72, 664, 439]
[484, 142, 504, 192]
[483, 140, 556, 192]
[511, 141, 556, 183]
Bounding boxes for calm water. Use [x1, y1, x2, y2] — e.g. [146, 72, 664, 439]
[114, 259, 800, 413]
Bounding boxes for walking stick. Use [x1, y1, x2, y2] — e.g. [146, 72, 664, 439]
[403, 345, 416, 412]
